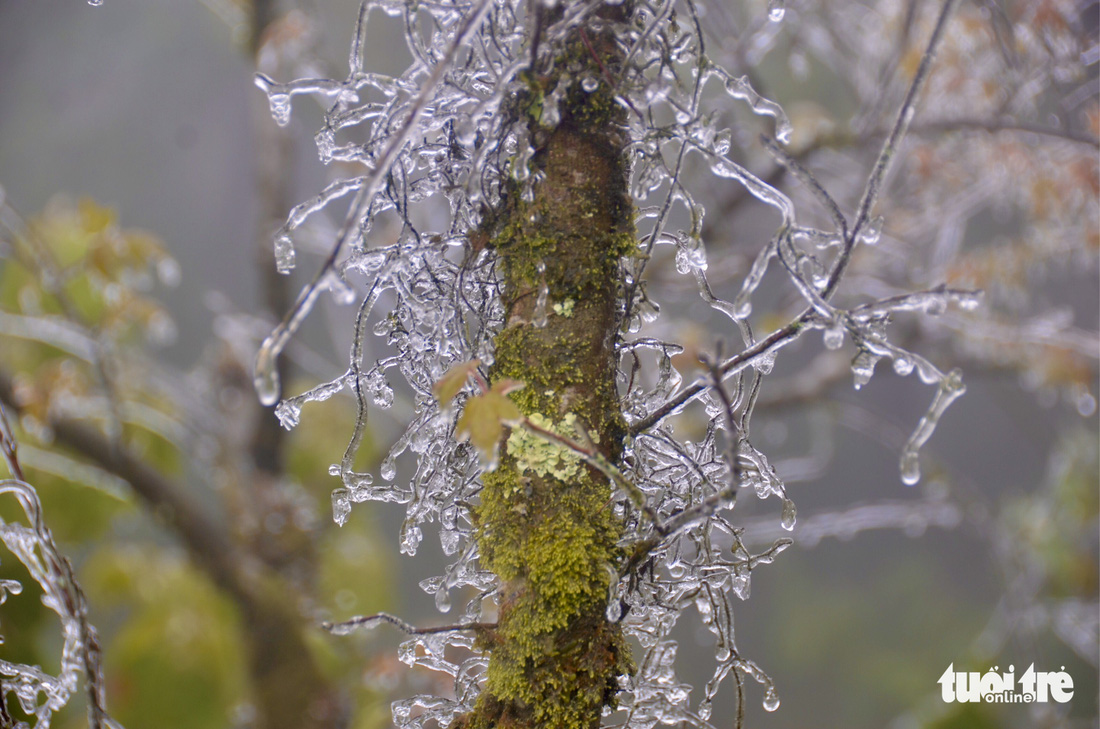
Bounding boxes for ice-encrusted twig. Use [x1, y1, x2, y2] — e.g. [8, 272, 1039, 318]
[631, 0, 963, 437]
[322, 611, 494, 637]
[253, 0, 496, 407]
[0, 405, 119, 729]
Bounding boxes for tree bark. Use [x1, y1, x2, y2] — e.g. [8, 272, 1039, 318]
[453, 8, 635, 728]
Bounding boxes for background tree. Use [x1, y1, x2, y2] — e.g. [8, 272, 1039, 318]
[0, 0, 1095, 728]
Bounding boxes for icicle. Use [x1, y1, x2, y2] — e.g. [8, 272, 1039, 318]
[763, 685, 781, 711]
[274, 235, 296, 274]
[851, 350, 880, 389]
[899, 369, 966, 485]
[780, 498, 797, 531]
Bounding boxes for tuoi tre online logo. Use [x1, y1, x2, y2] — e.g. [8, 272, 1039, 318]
[938, 663, 1074, 704]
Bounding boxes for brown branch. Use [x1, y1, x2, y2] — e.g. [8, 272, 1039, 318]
[0, 366, 346, 728]
[0, 369, 245, 596]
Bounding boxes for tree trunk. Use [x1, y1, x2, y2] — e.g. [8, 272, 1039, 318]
[454, 8, 635, 728]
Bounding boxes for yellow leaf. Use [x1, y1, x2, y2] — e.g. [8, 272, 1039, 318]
[78, 196, 115, 234]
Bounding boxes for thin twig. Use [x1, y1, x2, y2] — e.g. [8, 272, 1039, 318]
[257, 0, 496, 402]
[322, 611, 495, 636]
[519, 416, 666, 533]
[0, 403, 25, 482]
[760, 135, 849, 242]
[829, 0, 960, 293]
[632, 0, 962, 437]
[699, 346, 742, 503]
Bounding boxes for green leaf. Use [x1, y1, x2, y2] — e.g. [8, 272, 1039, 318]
[455, 391, 523, 461]
[432, 359, 482, 404]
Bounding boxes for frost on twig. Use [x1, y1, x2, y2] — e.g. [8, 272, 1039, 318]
[0, 404, 120, 729]
[252, 0, 981, 724]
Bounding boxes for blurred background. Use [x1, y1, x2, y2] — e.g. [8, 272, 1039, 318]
[0, 0, 1096, 727]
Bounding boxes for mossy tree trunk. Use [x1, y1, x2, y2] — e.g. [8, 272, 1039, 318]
[453, 7, 636, 728]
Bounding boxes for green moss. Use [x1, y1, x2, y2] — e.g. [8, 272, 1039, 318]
[475, 459, 630, 726]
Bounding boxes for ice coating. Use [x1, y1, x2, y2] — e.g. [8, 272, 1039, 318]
[253, 0, 973, 724]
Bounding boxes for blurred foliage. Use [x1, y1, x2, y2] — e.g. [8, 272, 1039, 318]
[0, 197, 396, 727]
[81, 549, 248, 729]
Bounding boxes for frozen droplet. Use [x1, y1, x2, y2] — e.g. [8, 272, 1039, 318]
[762, 686, 781, 711]
[366, 370, 394, 408]
[893, 356, 914, 376]
[731, 566, 751, 600]
[859, 216, 883, 246]
[674, 242, 707, 274]
[767, 0, 785, 22]
[957, 291, 982, 311]
[753, 351, 776, 375]
[899, 450, 920, 485]
[581, 76, 599, 92]
[513, 142, 535, 182]
[780, 498, 797, 531]
[274, 235, 296, 274]
[713, 129, 732, 155]
[925, 297, 947, 316]
[380, 456, 397, 481]
[268, 93, 292, 127]
[541, 77, 568, 128]
[851, 351, 879, 389]
[275, 401, 301, 430]
[823, 323, 844, 350]
[332, 489, 352, 526]
[315, 129, 335, 162]
[400, 523, 423, 556]
[439, 529, 460, 555]
[434, 587, 451, 613]
[88, 0, 103, 6]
